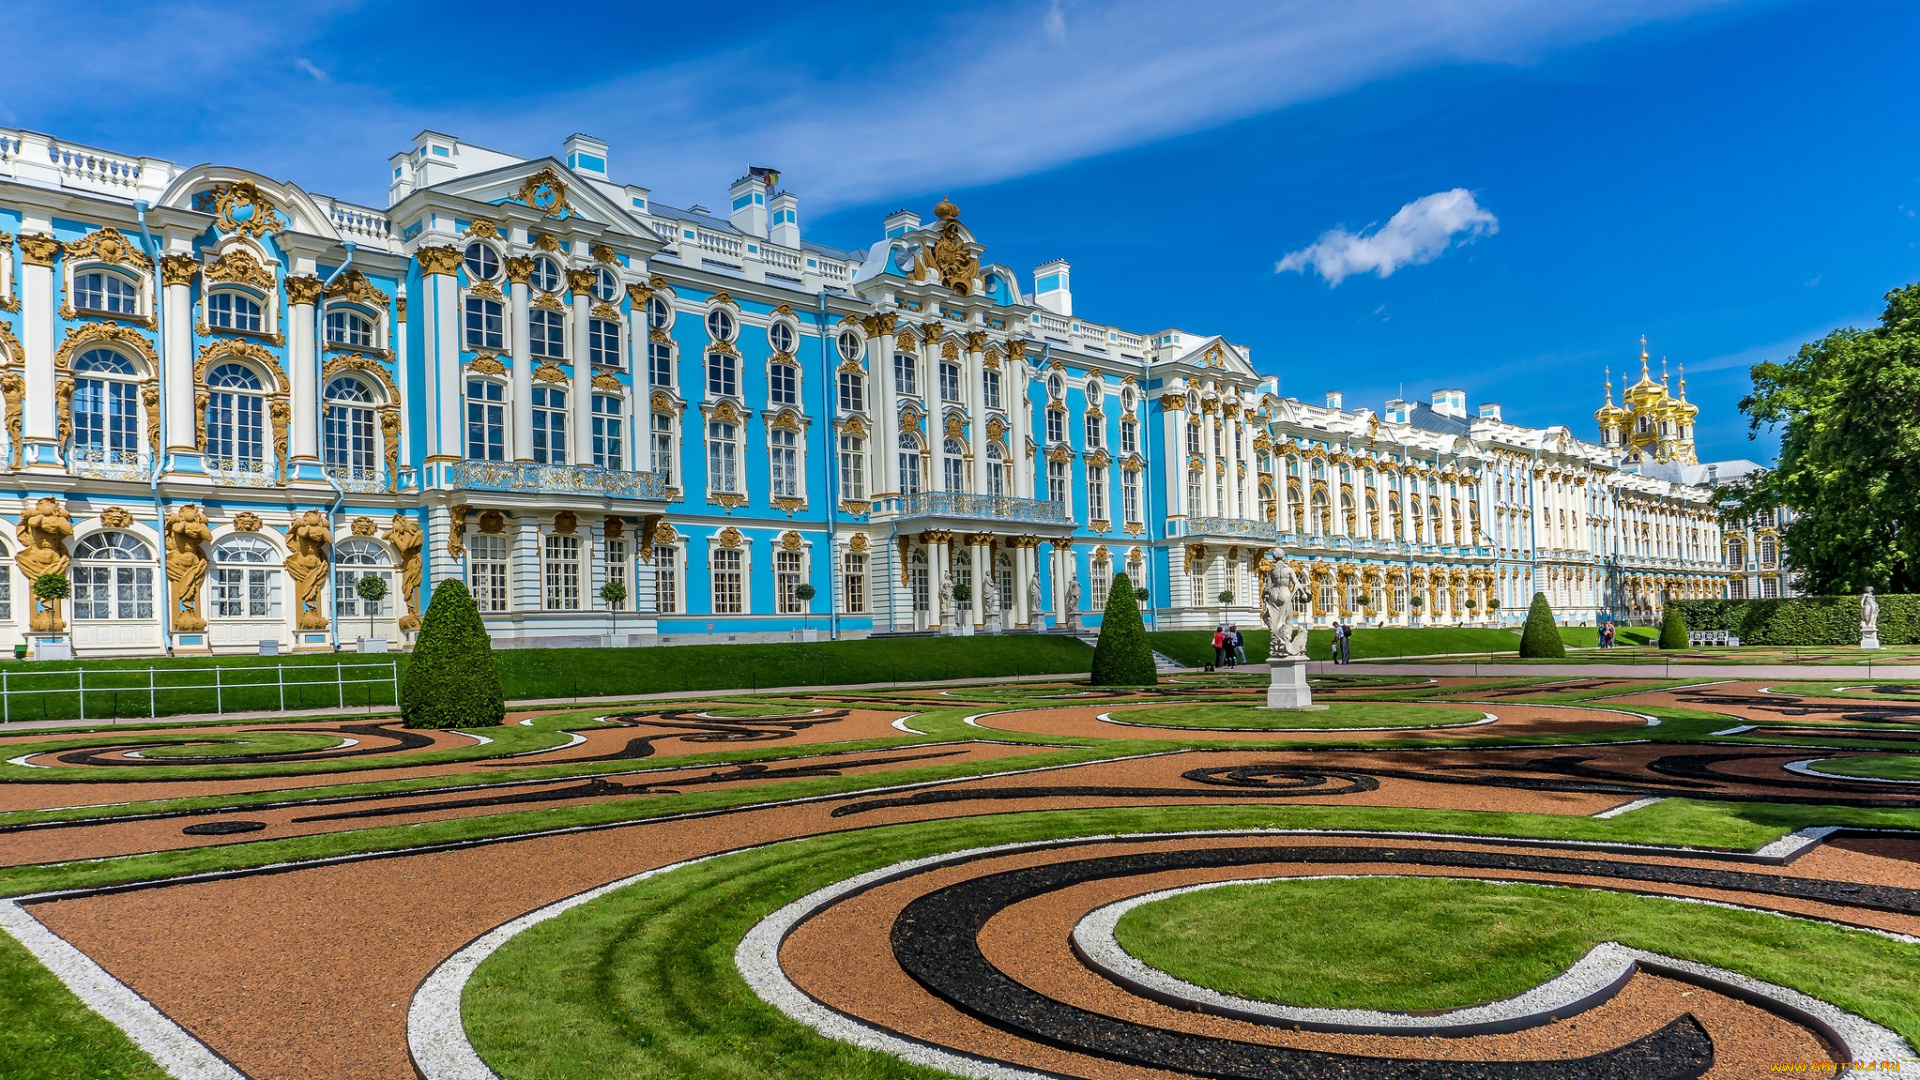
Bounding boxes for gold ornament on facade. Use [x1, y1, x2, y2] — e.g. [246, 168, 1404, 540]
[893, 325, 918, 349]
[625, 282, 652, 307]
[503, 255, 535, 285]
[2, 371, 25, 469]
[480, 508, 508, 534]
[204, 247, 275, 291]
[771, 496, 805, 516]
[159, 253, 199, 288]
[465, 218, 500, 239]
[446, 504, 470, 559]
[531, 293, 566, 313]
[591, 301, 622, 321]
[55, 321, 159, 373]
[326, 269, 388, 309]
[650, 390, 677, 415]
[380, 408, 401, 490]
[384, 513, 424, 632]
[0, 320, 19, 366]
[54, 376, 75, 449]
[777, 530, 804, 552]
[553, 510, 578, 536]
[270, 398, 292, 482]
[285, 275, 324, 307]
[198, 180, 281, 236]
[467, 278, 505, 302]
[164, 505, 213, 632]
[467, 355, 507, 377]
[286, 510, 333, 631]
[349, 515, 376, 537]
[532, 363, 568, 384]
[710, 492, 748, 512]
[716, 526, 744, 549]
[415, 246, 463, 277]
[590, 244, 617, 265]
[19, 234, 62, 267]
[510, 168, 573, 218]
[592, 371, 622, 392]
[566, 268, 598, 294]
[98, 506, 135, 528]
[532, 233, 563, 253]
[18, 498, 75, 631]
[233, 511, 263, 533]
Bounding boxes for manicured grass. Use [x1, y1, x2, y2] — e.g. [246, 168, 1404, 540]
[1111, 875, 1920, 1017]
[129, 731, 347, 759]
[463, 806, 1920, 1080]
[1104, 701, 1487, 730]
[1772, 682, 1920, 702]
[1803, 755, 1920, 781]
[1147, 627, 1525, 667]
[0, 930, 172, 1080]
[0, 636, 1092, 722]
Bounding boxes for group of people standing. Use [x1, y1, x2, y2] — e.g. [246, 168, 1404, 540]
[1210, 622, 1356, 667]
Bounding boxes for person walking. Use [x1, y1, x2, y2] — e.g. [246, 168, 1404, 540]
[1211, 625, 1227, 671]
[1230, 624, 1247, 666]
[1337, 620, 1352, 664]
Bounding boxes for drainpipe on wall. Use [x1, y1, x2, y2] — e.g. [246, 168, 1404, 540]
[132, 203, 173, 656]
[317, 243, 357, 652]
[1139, 347, 1157, 630]
[816, 289, 839, 642]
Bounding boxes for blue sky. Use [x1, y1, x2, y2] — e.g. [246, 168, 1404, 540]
[7, 0, 1917, 463]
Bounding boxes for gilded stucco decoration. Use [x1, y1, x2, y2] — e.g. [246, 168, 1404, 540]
[285, 275, 324, 307]
[625, 282, 652, 306]
[351, 516, 377, 537]
[164, 504, 213, 632]
[479, 509, 507, 535]
[510, 167, 573, 218]
[17, 497, 75, 631]
[466, 278, 504, 302]
[466, 218, 500, 239]
[553, 510, 578, 535]
[533, 233, 562, 253]
[380, 409, 401, 490]
[779, 530, 803, 551]
[414, 246, 463, 276]
[0, 320, 19, 365]
[0, 371, 24, 469]
[270, 399, 293, 482]
[322, 355, 400, 403]
[195, 180, 283, 237]
[467, 355, 507, 377]
[19, 234, 62, 267]
[504, 256, 534, 285]
[566, 269, 598, 294]
[447, 504, 470, 559]
[233, 511, 263, 533]
[204, 247, 275, 292]
[54, 376, 74, 451]
[65, 227, 153, 272]
[532, 293, 567, 313]
[650, 520, 677, 547]
[286, 510, 332, 630]
[591, 301, 622, 321]
[55, 321, 159, 372]
[591, 244, 617, 265]
[911, 199, 981, 294]
[532, 363, 568, 384]
[98, 506, 135, 528]
[940, 339, 960, 361]
[848, 533, 869, 552]
[717, 526, 744, 549]
[650, 390, 678, 415]
[383, 514, 424, 632]
[592, 372, 623, 392]
[326, 269, 389, 310]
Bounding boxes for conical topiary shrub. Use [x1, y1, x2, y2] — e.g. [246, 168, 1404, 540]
[1090, 573, 1158, 686]
[1658, 604, 1689, 650]
[401, 578, 505, 729]
[1518, 592, 1566, 659]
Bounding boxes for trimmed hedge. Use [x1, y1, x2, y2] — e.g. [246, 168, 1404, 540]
[1669, 594, 1916, 646]
[1658, 606, 1688, 650]
[402, 579, 506, 729]
[1518, 593, 1566, 659]
[1090, 573, 1158, 685]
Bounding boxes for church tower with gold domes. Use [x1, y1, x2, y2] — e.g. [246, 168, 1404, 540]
[1596, 337, 1698, 465]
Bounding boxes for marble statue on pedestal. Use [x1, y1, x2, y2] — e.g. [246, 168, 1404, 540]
[1861, 586, 1881, 649]
[939, 578, 957, 634]
[1262, 555, 1321, 710]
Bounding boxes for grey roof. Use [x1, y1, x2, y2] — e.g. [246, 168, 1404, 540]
[1401, 401, 1470, 436]
[641, 200, 866, 263]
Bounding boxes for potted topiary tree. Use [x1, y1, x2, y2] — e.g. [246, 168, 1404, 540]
[1409, 594, 1424, 627]
[599, 580, 628, 647]
[29, 573, 71, 659]
[1487, 597, 1501, 624]
[1090, 573, 1157, 686]
[355, 574, 390, 653]
[953, 582, 973, 636]
[1519, 592, 1566, 659]
[401, 578, 504, 729]
[795, 582, 818, 641]
[1465, 597, 1479, 625]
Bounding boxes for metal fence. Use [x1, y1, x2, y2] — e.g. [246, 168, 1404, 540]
[0, 662, 401, 724]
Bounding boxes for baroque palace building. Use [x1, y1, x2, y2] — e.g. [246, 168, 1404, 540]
[0, 127, 1730, 656]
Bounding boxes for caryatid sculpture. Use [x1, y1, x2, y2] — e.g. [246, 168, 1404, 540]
[286, 510, 334, 631]
[1264, 556, 1311, 659]
[384, 513, 425, 632]
[164, 505, 213, 632]
[16, 497, 74, 632]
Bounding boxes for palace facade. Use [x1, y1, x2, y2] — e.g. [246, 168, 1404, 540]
[0, 127, 1730, 656]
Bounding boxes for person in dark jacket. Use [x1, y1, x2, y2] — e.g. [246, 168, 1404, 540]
[1231, 624, 1247, 666]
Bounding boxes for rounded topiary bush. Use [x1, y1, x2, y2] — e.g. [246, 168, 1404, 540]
[1518, 592, 1566, 659]
[1090, 572, 1158, 686]
[401, 578, 505, 729]
[1658, 605, 1689, 650]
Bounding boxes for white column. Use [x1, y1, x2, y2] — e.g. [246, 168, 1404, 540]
[508, 264, 533, 461]
[164, 256, 201, 454]
[1200, 412, 1218, 518]
[967, 336, 988, 496]
[1010, 352, 1032, 498]
[874, 324, 898, 495]
[427, 257, 462, 460]
[1163, 404, 1184, 516]
[626, 284, 650, 472]
[1220, 409, 1240, 518]
[284, 275, 319, 464]
[17, 232, 56, 452]
[568, 275, 594, 466]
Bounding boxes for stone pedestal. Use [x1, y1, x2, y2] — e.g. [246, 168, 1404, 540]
[1861, 632, 1881, 649]
[986, 617, 1003, 635]
[1264, 657, 1326, 711]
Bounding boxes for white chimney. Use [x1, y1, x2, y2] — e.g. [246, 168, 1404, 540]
[563, 133, 609, 178]
[728, 174, 768, 238]
[1478, 402, 1502, 421]
[882, 208, 921, 237]
[768, 191, 799, 249]
[409, 130, 461, 190]
[1431, 388, 1466, 418]
[1325, 390, 1343, 411]
[1034, 259, 1071, 315]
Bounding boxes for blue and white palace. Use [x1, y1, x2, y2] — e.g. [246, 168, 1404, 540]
[0, 127, 1734, 655]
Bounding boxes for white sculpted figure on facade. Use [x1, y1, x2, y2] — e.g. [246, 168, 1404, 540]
[1264, 556, 1310, 659]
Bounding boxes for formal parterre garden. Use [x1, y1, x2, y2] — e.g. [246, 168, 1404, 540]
[3, 642, 1919, 1080]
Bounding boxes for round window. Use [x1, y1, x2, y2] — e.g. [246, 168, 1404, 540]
[706, 307, 736, 342]
[593, 267, 619, 302]
[462, 242, 500, 282]
[1122, 387, 1137, 411]
[530, 256, 562, 293]
[837, 331, 862, 363]
[1087, 376, 1104, 400]
[1047, 374, 1065, 400]
[768, 321, 796, 354]
[647, 295, 672, 330]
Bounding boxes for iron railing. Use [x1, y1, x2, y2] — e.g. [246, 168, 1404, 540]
[887, 491, 1074, 525]
[447, 459, 670, 501]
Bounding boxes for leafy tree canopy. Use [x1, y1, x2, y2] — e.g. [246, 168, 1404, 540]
[1727, 282, 1920, 593]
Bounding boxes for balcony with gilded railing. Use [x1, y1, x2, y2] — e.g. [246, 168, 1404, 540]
[445, 459, 670, 502]
[1178, 515, 1284, 542]
[874, 490, 1075, 527]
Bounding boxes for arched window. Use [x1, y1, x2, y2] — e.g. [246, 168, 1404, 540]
[72, 532, 154, 620]
[1725, 537, 1745, 568]
[334, 538, 393, 622]
[210, 534, 281, 619]
[898, 432, 924, 495]
[325, 308, 376, 349]
[707, 420, 739, 493]
[323, 377, 378, 481]
[207, 291, 264, 334]
[1310, 487, 1330, 535]
[71, 349, 141, 464]
[1258, 482, 1276, 523]
[204, 363, 266, 472]
[769, 427, 800, 497]
[74, 270, 139, 316]
[942, 436, 967, 493]
[706, 351, 738, 398]
[986, 441, 1008, 497]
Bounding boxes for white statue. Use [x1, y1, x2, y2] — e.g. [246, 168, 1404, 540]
[1862, 587, 1880, 633]
[939, 577, 956, 620]
[1263, 558, 1310, 659]
[984, 582, 1002, 618]
[1066, 577, 1082, 612]
[1028, 574, 1044, 614]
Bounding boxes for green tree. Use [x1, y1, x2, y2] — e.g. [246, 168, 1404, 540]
[1090, 573, 1157, 685]
[355, 574, 389, 641]
[1518, 592, 1565, 659]
[1727, 282, 1920, 593]
[794, 582, 817, 630]
[401, 578, 505, 729]
[600, 580, 628, 639]
[1658, 604, 1689, 650]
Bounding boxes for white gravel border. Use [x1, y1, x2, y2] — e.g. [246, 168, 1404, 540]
[1093, 708, 1498, 732]
[1592, 795, 1665, 819]
[1786, 758, 1920, 785]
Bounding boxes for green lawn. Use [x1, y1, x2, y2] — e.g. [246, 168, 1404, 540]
[0, 931, 171, 1080]
[1103, 701, 1487, 730]
[1111, 875, 1919, 1016]
[1802, 754, 1920, 781]
[0, 635, 1092, 722]
[129, 731, 347, 759]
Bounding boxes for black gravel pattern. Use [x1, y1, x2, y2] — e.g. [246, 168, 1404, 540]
[51, 723, 436, 769]
[831, 768, 1381, 818]
[890, 845, 1718, 1078]
[507, 709, 854, 765]
[181, 820, 266, 835]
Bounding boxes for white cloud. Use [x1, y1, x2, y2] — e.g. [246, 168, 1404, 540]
[1043, 0, 1067, 42]
[1277, 189, 1498, 285]
[295, 57, 329, 81]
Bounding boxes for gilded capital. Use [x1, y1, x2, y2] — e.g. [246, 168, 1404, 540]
[414, 245, 463, 277]
[964, 331, 990, 353]
[285, 275, 324, 307]
[565, 268, 598, 294]
[18, 234, 61, 267]
[160, 254, 200, 288]
[863, 311, 898, 337]
[504, 256, 534, 285]
[625, 281, 652, 306]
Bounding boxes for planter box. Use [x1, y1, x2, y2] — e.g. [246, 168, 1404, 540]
[30, 634, 71, 661]
[790, 629, 820, 643]
[356, 637, 389, 654]
[257, 639, 280, 656]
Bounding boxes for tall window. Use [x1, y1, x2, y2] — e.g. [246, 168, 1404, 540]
[838, 371, 865, 413]
[592, 394, 623, 469]
[334, 538, 392, 620]
[1047, 459, 1068, 506]
[708, 421, 739, 492]
[776, 550, 805, 614]
[543, 533, 580, 610]
[71, 532, 154, 620]
[770, 428, 800, 497]
[1726, 537, 1745, 567]
[706, 352, 738, 397]
[208, 292, 264, 334]
[649, 337, 675, 390]
[844, 550, 867, 614]
[839, 434, 866, 500]
[1121, 419, 1138, 455]
[712, 548, 744, 613]
[466, 379, 505, 461]
[204, 363, 266, 471]
[1091, 557, 1111, 609]
[1087, 469, 1108, 522]
[71, 349, 140, 464]
[210, 535, 280, 619]
[651, 412, 676, 484]
[323, 377, 378, 481]
[1394, 580, 1409, 611]
[1122, 470, 1141, 524]
[940, 361, 963, 402]
[531, 385, 567, 464]
[769, 362, 798, 406]
[468, 533, 510, 613]
[604, 539, 627, 608]
[1186, 419, 1201, 457]
[910, 549, 929, 613]
[589, 318, 621, 367]
[899, 433, 924, 495]
[1759, 535, 1778, 568]
[1046, 408, 1064, 444]
[983, 369, 1002, 409]
[1187, 469, 1202, 513]
[1084, 414, 1103, 450]
[74, 271, 138, 315]
[530, 309, 566, 359]
[464, 296, 503, 351]
[325, 308, 375, 348]
[986, 442, 1008, 497]
[894, 353, 918, 396]
[942, 437, 967, 493]
[654, 544, 679, 613]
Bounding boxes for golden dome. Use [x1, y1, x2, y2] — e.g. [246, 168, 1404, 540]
[1593, 366, 1626, 424]
[933, 197, 960, 221]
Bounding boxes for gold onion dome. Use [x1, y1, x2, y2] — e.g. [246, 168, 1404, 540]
[1594, 365, 1626, 424]
[1675, 365, 1699, 420]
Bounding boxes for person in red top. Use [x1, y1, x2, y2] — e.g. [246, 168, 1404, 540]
[1211, 626, 1227, 671]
